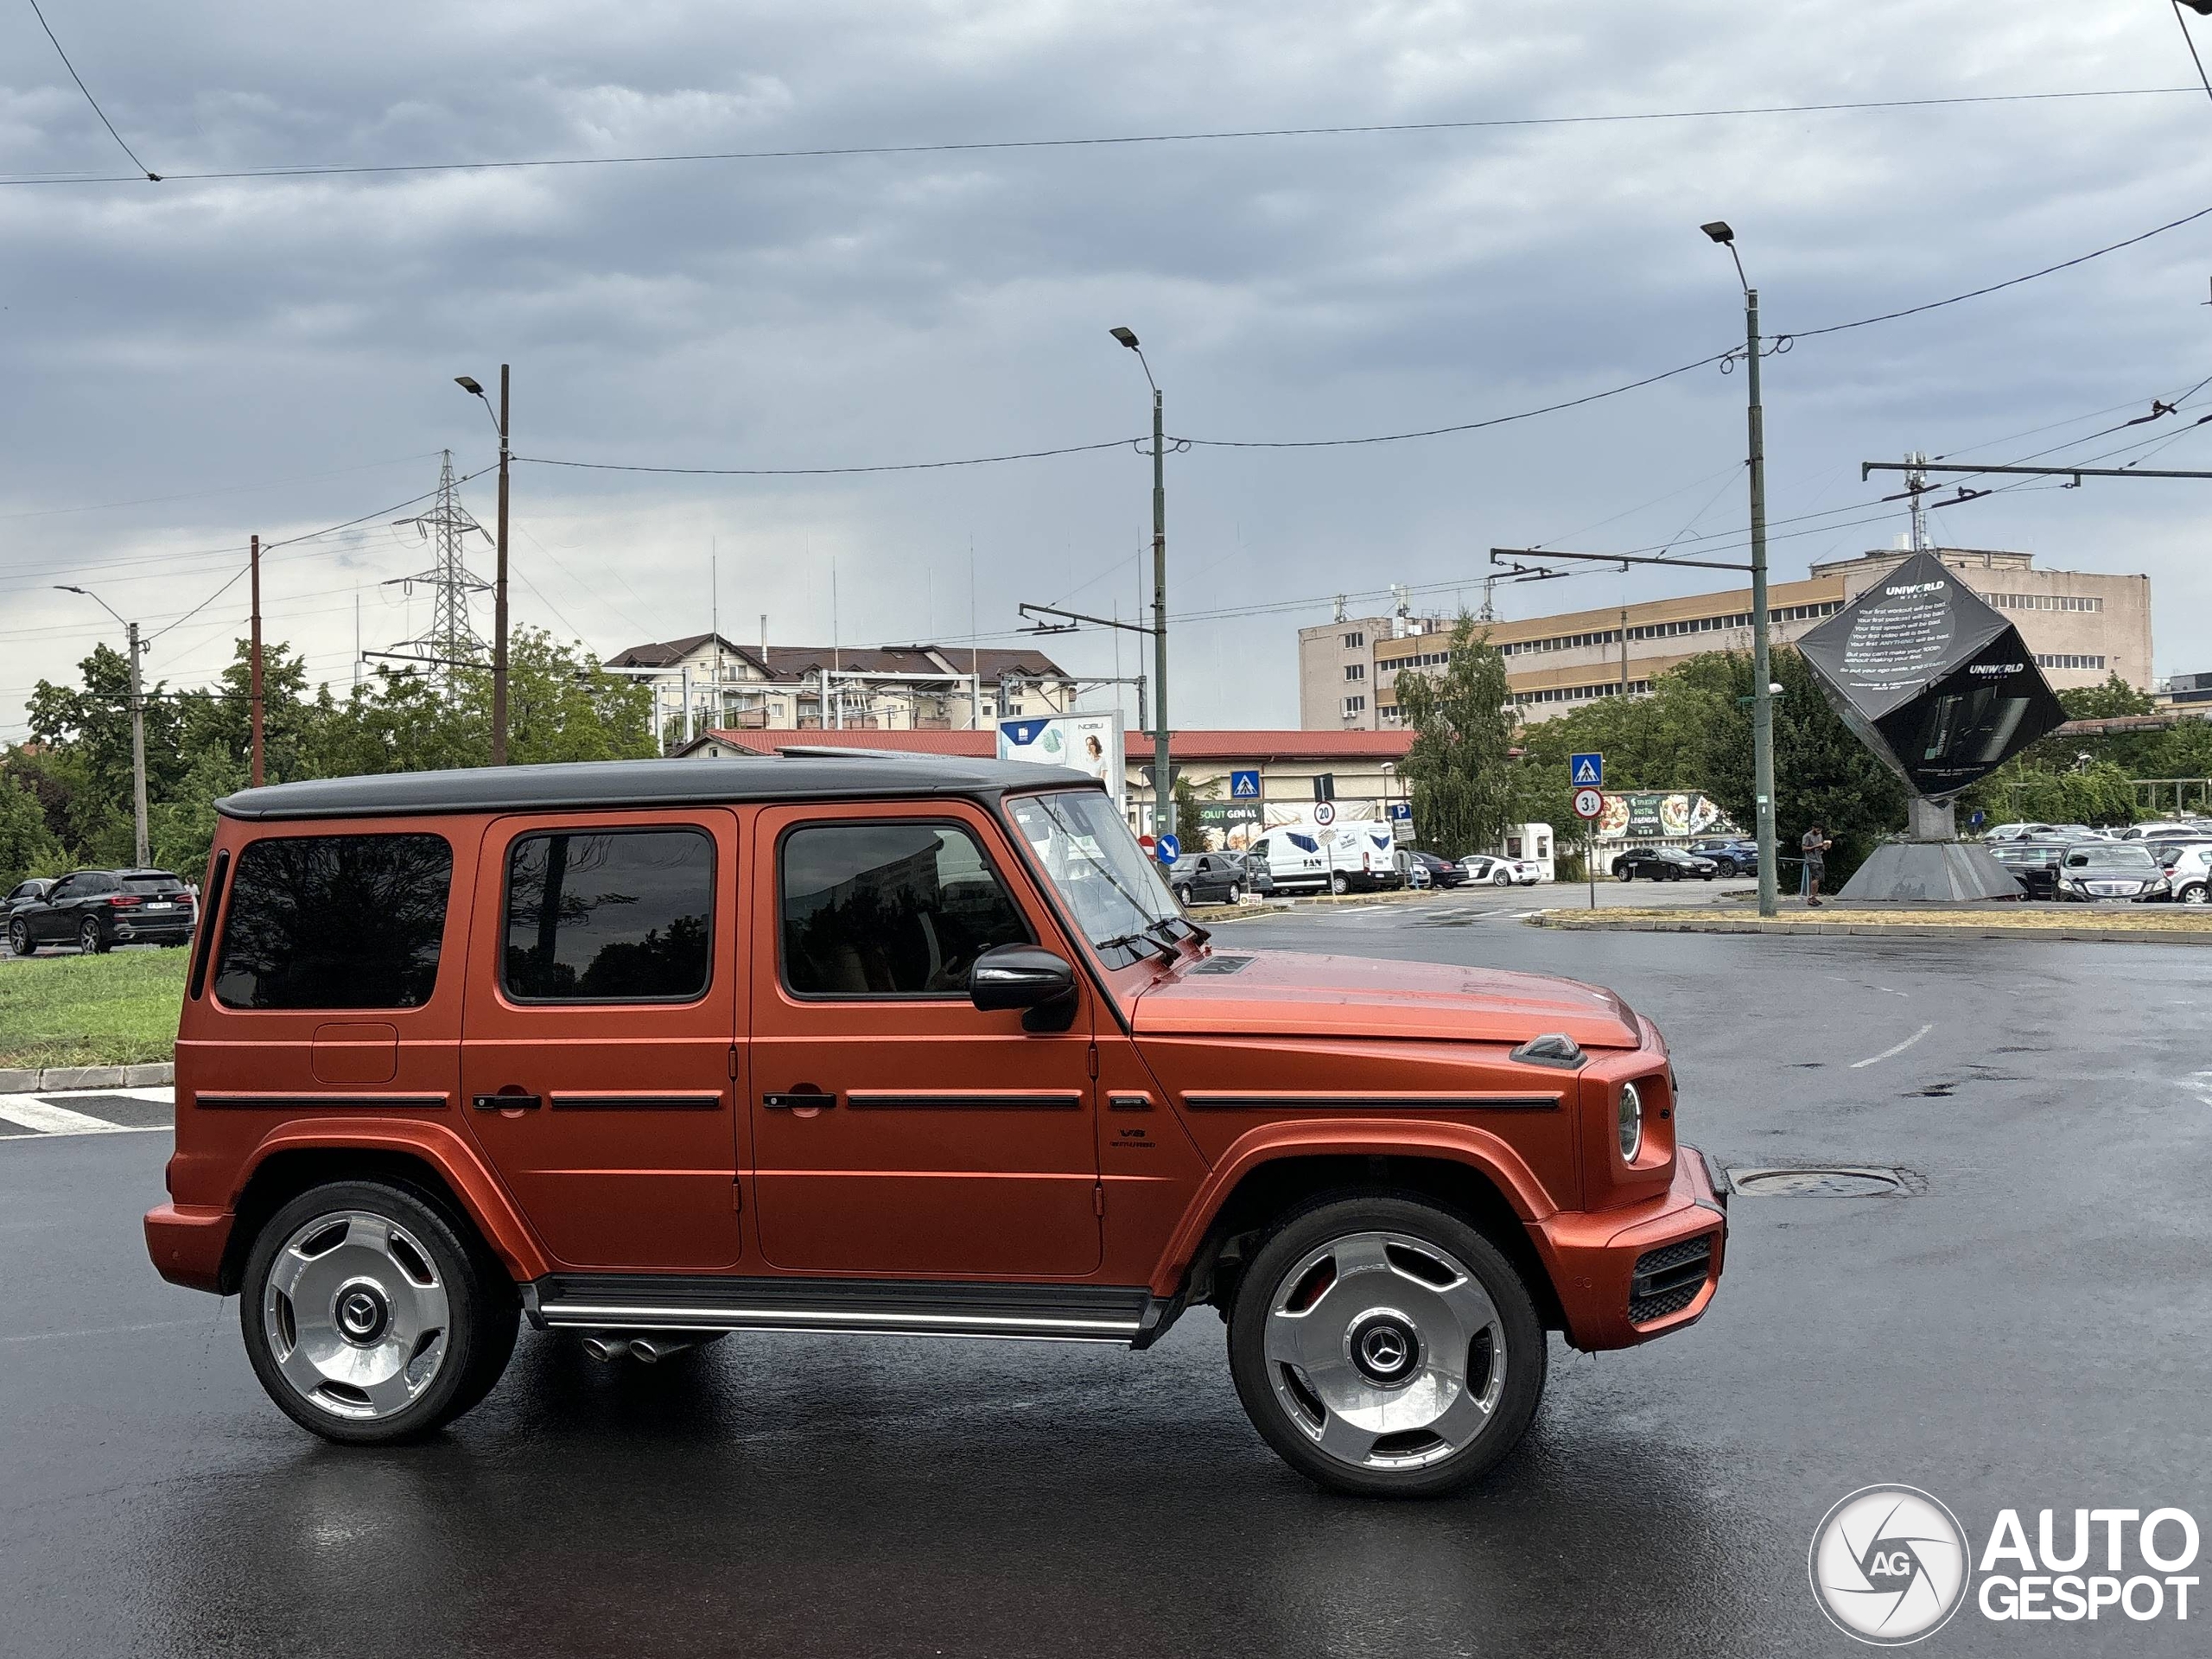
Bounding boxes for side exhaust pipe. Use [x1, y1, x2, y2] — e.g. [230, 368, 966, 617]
[577, 1331, 725, 1363]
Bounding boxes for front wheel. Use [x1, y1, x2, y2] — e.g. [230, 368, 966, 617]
[1613, 864, 1631, 881]
[1227, 882, 1243, 903]
[77, 916, 108, 955]
[1228, 1196, 1546, 1497]
[1330, 873, 1349, 895]
[241, 1179, 517, 1445]
[6, 918, 29, 957]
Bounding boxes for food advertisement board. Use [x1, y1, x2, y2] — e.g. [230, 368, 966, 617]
[1592, 791, 1729, 842]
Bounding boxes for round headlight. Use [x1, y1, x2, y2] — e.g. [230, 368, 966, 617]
[1618, 1080, 1643, 1163]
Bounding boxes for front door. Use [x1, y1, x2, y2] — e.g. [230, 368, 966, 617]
[461, 810, 744, 1271]
[748, 802, 1101, 1279]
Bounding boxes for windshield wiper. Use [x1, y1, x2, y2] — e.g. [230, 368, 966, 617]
[1098, 931, 1176, 962]
[1151, 917, 1209, 949]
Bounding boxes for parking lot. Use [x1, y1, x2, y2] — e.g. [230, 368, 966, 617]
[4, 903, 2209, 1656]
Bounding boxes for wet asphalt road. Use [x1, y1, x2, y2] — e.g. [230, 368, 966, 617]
[4, 898, 2210, 1657]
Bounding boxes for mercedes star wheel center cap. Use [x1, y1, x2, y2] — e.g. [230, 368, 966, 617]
[335, 1284, 391, 1344]
[1349, 1312, 1421, 1384]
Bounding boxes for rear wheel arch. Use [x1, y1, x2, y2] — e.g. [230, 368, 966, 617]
[220, 1147, 513, 1298]
[1173, 1154, 1566, 1333]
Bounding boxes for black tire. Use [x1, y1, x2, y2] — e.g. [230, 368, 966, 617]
[1175, 884, 1193, 906]
[1614, 863, 1631, 881]
[1330, 873, 1349, 895]
[1227, 882, 1243, 903]
[240, 1179, 518, 1446]
[1715, 858, 1737, 877]
[6, 918, 29, 957]
[1228, 1194, 1546, 1498]
[2178, 882, 2207, 906]
[77, 916, 108, 955]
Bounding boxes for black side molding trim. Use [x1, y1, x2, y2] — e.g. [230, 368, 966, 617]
[195, 1094, 451, 1111]
[844, 1091, 1084, 1110]
[551, 1094, 723, 1111]
[1180, 1094, 1560, 1112]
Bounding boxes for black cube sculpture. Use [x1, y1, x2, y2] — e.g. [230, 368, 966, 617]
[1796, 551, 2067, 900]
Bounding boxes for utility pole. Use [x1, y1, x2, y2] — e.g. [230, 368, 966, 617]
[249, 533, 264, 787]
[1744, 281, 1779, 918]
[493, 364, 511, 766]
[126, 621, 149, 866]
[1109, 326, 1173, 842]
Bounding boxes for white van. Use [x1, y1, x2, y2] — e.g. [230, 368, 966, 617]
[1250, 818, 1400, 894]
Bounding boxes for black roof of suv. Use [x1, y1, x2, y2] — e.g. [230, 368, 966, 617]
[215, 753, 1096, 823]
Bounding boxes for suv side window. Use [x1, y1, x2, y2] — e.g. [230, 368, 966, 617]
[503, 827, 714, 1002]
[215, 834, 454, 1009]
[780, 821, 1031, 997]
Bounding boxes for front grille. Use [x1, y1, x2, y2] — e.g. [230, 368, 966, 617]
[1629, 1235, 1714, 1325]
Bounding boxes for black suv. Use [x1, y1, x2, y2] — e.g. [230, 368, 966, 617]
[7, 868, 197, 956]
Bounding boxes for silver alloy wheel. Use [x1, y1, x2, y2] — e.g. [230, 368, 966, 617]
[262, 1210, 451, 1421]
[1491, 868, 1511, 886]
[2182, 883, 2208, 906]
[1263, 1230, 1506, 1471]
[77, 917, 101, 953]
[7, 918, 28, 957]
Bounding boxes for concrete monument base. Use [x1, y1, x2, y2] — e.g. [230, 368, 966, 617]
[1835, 798, 2022, 903]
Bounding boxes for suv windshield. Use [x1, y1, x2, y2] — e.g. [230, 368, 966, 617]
[1006, 791, 1185, 963]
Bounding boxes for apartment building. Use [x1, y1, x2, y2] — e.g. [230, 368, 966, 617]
[607, 633, 1075, 741]
[1299, 548, 2152, 728]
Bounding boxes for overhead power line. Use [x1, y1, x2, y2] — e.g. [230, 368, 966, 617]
[3, 86, 2193, 187]
[23, 0, 158, 181]
[516, 439, 1141, 477]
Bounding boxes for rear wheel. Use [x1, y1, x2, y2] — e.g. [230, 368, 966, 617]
[1228, 1195, 1546, 1497]
[240, 1179, 518, 1445]
[2180, 882, 2208, 906]
[1491, 868, 1511, 887]
[77, 916, 108, 954]
[1227, 882, 1243, 903]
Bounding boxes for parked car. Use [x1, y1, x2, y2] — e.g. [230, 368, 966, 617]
[1611, 847, 1718, 882]
[7, 868, 197, 956]
[1405, 849, 1465, 889]
[3, 877, 54, 918]
[1687, 837, 1762, 877]
[1987, 838, 2067, 901]
[146, 755, 1726, 1497]
[1234, 850, 1275, 897]
[1166, 852, 1244, 907]
[2151, 841, 2212, 906]
[2054, 841, 2170, 903]
[1459, 855, 1540, 887]
[1392, 848, 1432, 890]
[1984, 823, 2057, 843]
[2116, 821, 2212, 842]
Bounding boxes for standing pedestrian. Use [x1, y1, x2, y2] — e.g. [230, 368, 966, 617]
[1801, 823, 1834, 906]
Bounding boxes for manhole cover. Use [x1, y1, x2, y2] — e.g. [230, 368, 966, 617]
[1728, 1166, 1910, 1198]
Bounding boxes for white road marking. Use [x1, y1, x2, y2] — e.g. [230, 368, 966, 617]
[1822, 976, 1910, 999]
[0, 1097, 134, 1135]
[2183, 1071, 2212, 1108]
[37, 1085, 175, 1104]
[0, 1318, 210, 1345]
[1850, 1024, 1936, 1070]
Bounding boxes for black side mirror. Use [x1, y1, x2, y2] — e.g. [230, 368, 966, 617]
[969, 944, 1078, 1031]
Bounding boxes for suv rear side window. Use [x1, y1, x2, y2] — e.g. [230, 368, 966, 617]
[122, 873, 181, 893]
[215, 834, 453, 1009]
[502, 828, 714, 1001]
[781, 822, 1030, 997]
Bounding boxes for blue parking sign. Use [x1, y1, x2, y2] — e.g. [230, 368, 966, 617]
[1230, 769, 1260, 799]
[1570, 753, 1603, 787]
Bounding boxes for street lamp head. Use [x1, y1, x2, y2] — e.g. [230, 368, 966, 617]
[1700, 221, 1735, 245]
[1109, 327, 1140, 349]
[454, 375, 485, 397]
[54, 584, 86, 595]
[2182, 1, 2212, 16]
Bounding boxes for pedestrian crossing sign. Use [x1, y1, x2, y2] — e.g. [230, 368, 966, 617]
[1570, 753, 1603, 787]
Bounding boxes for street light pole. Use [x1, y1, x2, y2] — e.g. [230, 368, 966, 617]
[54, 585, 149, 866]
[457, 367, 512, 766]
[1703, 223, 1779, 918]
[1110, 327, 1173, 843]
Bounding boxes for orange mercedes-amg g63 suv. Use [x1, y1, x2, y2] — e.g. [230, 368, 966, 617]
[145, 753, 1726, 1497]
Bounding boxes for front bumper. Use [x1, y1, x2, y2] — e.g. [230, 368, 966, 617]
[144, 1203, 232, 1294]
[1531, 1143, 1728, 1351]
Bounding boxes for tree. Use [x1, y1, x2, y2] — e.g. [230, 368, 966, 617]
[1394, 614, 1519, 858]
[0, 770, 66, 890]
[2061, 673, 2155, 721]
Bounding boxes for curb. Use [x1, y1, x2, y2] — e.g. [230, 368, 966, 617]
[1529, 916, 2212, 944]
[0, 1062, 173, 1095]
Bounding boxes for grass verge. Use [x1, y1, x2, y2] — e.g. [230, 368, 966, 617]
[0, 949, 189, 1069]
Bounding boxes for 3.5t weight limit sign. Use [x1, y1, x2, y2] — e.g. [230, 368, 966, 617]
[1573, 786, 1605, 821]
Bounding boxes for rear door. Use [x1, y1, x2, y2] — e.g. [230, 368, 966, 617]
[747, 801, 1102, 1279]
[460, 810, 744, 1272]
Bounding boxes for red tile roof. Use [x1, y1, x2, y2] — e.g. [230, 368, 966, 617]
[696, 727, 1414, 761]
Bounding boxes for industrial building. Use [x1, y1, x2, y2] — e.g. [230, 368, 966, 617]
[1300, 547, 2154, 728]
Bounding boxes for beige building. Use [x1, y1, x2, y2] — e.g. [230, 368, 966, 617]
[1300, 548, 2152, 728]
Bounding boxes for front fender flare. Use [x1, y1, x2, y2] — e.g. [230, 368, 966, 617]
[1146, 1116, 1559, 1298]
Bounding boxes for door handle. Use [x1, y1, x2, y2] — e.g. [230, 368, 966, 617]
[472, 1093, 543, 1111]
[761, 1092, 836, 1110]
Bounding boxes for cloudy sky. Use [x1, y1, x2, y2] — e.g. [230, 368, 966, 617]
[4, 0, 2210, 741]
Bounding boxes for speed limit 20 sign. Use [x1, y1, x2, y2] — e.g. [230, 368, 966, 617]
[1572, 786, 1605, 821]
